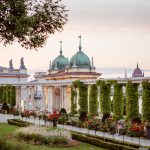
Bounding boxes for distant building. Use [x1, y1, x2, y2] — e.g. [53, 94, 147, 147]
[132, 63, 144, 77]
[0, 57, 28, 83]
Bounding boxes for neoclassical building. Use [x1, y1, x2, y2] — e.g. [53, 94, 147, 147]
[0, 37, 150, 113]
[33, 36, 101, 112]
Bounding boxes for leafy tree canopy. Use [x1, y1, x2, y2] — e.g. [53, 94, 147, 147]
[0, 0, 68, 49]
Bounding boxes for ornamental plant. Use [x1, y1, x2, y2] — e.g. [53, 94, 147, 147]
[15, 126, 71, 145]
[127, 123, 144, 137]
[113, 83, 124, 120]
[49, 111, 59, 122]
[142, 80, 150, 122]
[126, 81, 139, 121]
[89, 84, 98, 116]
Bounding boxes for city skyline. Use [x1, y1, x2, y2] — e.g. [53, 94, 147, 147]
[0, 0, 150, 73]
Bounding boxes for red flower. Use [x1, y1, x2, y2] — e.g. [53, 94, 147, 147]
[48, 111, 59, 121]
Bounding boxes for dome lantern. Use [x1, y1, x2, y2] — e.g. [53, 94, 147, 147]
[51, 41, 69, 71]
[69, 36, 91, 68]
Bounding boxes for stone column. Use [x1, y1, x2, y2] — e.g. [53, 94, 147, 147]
[42, 85, 46, 109]
[20, 86, 28, 111]
[16, 86, 21, 108]
[30, 86, 35, 110]
[47, 86, 54, 112]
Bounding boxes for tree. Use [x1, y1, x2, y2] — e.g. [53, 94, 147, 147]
[10, 86, 16, 107]
[142, 80, 150, 122]
[0, 0, 68, 49]
[0, 86, 4, 103]
[2, 86, 7, 103]
[113, 83, 123, 120]
[6, 85, 11, 104]
[126, 81, 139, 121]
[89, 84, 98, 116]
[98, 80, 111, 115]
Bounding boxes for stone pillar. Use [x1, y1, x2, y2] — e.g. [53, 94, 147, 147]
[20, 86, 28, 111]
[97, 86, 100, 113]
[30, 86, 35, 110]
[47, 86, 54, 112]
[16, 86, 21, 108]
[42, 85, 46, 109]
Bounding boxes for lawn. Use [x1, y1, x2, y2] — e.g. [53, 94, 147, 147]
[0, 123, 106, 150]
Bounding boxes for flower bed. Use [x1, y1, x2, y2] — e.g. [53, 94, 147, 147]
[15, 126, 78, 147]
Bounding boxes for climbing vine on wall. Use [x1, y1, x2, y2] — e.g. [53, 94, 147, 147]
[70, 86, 77, 114]
[126, 80, 139, 121]
[10, 86, 16, 107]
[142, 80, 150, 122]
[97, 80, 111, 114]
[0, 86, 4, 103]
[72, 80, 88, 114]
[89, 84, 98, 116]
[113, 83, 124, 120]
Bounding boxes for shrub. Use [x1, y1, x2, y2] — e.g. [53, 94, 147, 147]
[15, 126, 71, 146]
[79, 111, 87, 122]
[7, 119, 32, 127]
[71, 132, 139, 150]
[59, 108, 68, 116]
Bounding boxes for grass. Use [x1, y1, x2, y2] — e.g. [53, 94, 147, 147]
[0, 123, 106, 150]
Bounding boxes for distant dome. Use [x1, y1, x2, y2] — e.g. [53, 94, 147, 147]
[70, 35, 91, 68]
[132, 63, 144, 77]
[70, 51, 91, 68]
[51, 41, 69, 71]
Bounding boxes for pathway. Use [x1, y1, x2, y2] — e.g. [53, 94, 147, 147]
[0, 114, 150, 147]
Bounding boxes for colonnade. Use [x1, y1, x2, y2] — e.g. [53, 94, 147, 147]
[16, 85, 71, 112]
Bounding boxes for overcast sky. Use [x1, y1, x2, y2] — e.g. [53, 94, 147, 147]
[0, 0, 150, 75]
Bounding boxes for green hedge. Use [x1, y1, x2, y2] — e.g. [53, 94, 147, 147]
[71, 132, 139, 150]
[97, 80, 111, 114]
[89, 84, 98, 116]
[126, 80, 139, 121]
[0, 137, 27, 150]
[142, 80, 150, 122]
[7, 119, 32, 127]
[113, 83, 123, 120]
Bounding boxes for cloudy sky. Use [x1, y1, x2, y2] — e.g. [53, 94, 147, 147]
[0, 0, 150, 77]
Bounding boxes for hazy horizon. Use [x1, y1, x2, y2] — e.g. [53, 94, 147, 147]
[0, 0, 150, 71]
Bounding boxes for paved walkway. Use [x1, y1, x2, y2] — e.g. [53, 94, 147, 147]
[0, 114, 150, 147]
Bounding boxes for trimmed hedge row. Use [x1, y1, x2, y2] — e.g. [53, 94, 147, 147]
[7, 119, 32, 127]
[71, 132, 140, 150]
[0, 137, 27, 150]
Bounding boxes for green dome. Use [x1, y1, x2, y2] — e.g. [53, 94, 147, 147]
[70, 51, 91, 68]
[51, 54, 69, 70]
[51, 41, 69, 71]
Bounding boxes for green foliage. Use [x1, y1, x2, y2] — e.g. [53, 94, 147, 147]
[7, 119, 33, 127]
[89, 84, 98, 116]
[98, 80, 111, 114]
[1, 102, 9, 111]
[0, 86, 3, 103]
[0, 0, 68, 49]
[10, 86, 16, 107]
[2, 86, 7, 103]
[73, 80, 88, 114]
[126, 81, 139, 121]
[70, 86, 77, 114]
[6, 85, 11, 104]
[71, 132, 139, 150]
[113, 83, 123, 120]
[123, 96, 126, 115]
[79, 111, 87, 122]
[142, 80, 150, 122]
